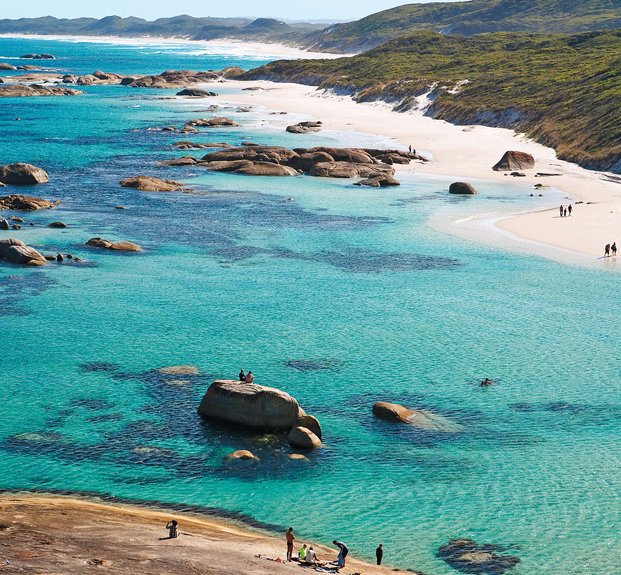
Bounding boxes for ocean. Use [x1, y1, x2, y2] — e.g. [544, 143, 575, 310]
[1, 35, 620, 575]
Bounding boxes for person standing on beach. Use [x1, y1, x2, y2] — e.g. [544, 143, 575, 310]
[568, 204, 572, 216]
[333, 540, 349, 568]
[612, 242, 617, 256]
[559, 205, 564, 217]
[564, 207, 567, 217]
[286, 527, 295, 562]
[605, 244, 611, 257]
[376, 544, 383, 565]
[246, 371, 254, 383]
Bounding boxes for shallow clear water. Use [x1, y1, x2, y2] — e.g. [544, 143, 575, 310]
[1, 37, 621, 575]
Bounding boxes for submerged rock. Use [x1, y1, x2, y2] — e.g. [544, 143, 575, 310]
[373, 401, 414, 423]
[438, 538, 520, 574]
[288, 426, 321, 450]
[227, 450, 258, 461]
[493, 151, 535, 171]
[158, 365, 200, 375]
[373, 401, 461, 432]
[0, 164, 50, 186]
[120, 176, 186, 192]
[198, 380, 304, 429]
[449, 182, 479, 195]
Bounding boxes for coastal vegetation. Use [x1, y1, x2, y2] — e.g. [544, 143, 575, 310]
[242, 29, 621, 173]
[300, 0, 621, 52]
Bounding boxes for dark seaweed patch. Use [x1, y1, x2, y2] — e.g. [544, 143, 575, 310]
[283, 358, 346, 372]
[0, 271, 57, 317]
[88, 413, 124, 423]
[79, 362, 121, 373]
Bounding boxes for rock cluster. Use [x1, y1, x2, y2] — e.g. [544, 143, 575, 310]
[493, 151, 535, 171]
[125, 70, 220, 89]
[198, 380, 323, 450]
[0, 84, 85, 97]
[0, 194, 54, 210]
[0, 238, 46, 266]
[86, 238, 142, 252]
[449, 182, 479, 194]
[185, 117, 241, 128]
[120, 176, 186, 192]
[173, 141, 233, 151]
[176, 88, 218, 97]
[20, 53, 55, 60]
[286, 121, 322, 134]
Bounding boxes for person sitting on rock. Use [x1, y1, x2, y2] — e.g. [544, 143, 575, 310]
[239, 369, 246, 382]
[298, 544, 308, 561]
[245, 371, 254, 383]
[305, 546, 318, 565]
[166, 520, 178, 538]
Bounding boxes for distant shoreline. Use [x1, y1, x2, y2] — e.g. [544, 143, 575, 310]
[0, 33, 346, 60]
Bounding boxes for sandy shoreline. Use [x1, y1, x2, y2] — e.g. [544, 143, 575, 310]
[0, 493, 412, 575]
[0, 33, 344, 60]
[218, 80, 620, 261]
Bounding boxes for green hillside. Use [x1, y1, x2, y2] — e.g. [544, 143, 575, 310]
[243, 29, 621, 173]
[300, 0, 621, 52]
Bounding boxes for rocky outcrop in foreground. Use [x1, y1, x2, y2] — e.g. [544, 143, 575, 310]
[0, 194, 54, 210]
[493, 151, 535, 171]
[0, 238, 46, 266]
[449, 182, 479, 194]
[0, 84, 85, 97]
[0, 165, 50, 186]
[162, 145, 424, 180]
[86, 238, 142, 252]
[120, 176, 186, 192]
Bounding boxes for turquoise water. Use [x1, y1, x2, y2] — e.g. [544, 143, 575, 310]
[1, 37, 621, 575]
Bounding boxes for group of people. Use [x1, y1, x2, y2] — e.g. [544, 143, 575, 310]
[559, 204, 573, 217]
[287, 528, 384, 569]
[604, 243, 617, 258]
[239, 369, 254, 383]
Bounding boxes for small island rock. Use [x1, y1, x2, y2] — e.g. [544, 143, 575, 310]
[373, 401, 415, 423]
[176, 88, 218, 97]
[228, 450, 258, 461]
[449, 182, 479, 195]
[120, 176, 185, 192]
[0, 164, 50, 186]
[0, 194, 54, 211]
[3, 245, 47, 266]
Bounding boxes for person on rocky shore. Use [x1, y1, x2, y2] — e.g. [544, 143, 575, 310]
[286, 527, 295, 561]
[376, 544, 383, 565]
[305, 546, 319, 565]
[333, 540, 349, 568]
[165, 520, 178, 538]
[246, 371, 254, 383]
[239, 369, 246, 382]
[298, 544, 308, 561]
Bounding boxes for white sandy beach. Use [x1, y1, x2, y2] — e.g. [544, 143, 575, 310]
[221, 80, 620, 261]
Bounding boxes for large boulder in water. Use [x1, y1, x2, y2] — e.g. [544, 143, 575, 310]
[186, 117, 240, 128]
[120, 176, 185, 192]
[449, 182, 479, 195]
[234, 162, 298, 176]
[295, 414, 322, 439]
[3, 245, 46, 266]
[0, 238, 25, 257]
[373, 401, 415, 423]
[0, 164, 50, 186]
[493, 151, 535, 171]
[176, 88, 218, 97]
[354, 175, 400, 187]
[288, 426, 321, 450]
[0, 194, 54, 210]
[286, 121, 322, 134]
[198, 380, 304, 429]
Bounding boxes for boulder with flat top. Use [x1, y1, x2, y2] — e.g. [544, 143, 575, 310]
[120, 176, 185, 192]
[0, 194, 54, 210]
[198, 380, 304, 429]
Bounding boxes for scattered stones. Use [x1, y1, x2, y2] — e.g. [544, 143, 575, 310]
[449, 182, 479, 195]
[286, 121, 322, 134]
[9, 217, 24, 222]
[11, 224, 21, 229]
[173, 141, 232, 150]
[0, 84, 85, 97]
[86, 238, 141, 252]
[227, 450, 258, 461]
[493, 151, 535, 171]
[0, 219, 9, 230]
[48, 221, 67, 228]
[354, 175, 401, 187]
[198, 380, 305, 429]
[44, 254, 56, 261]
[159, 156, 200, 167]
[288, 426, 321, 450]
[67, 253, 73, 259]
[0, 164, 50, 186]
[437, 539, 520, 575]
[186, 117, 240, 128]
[161, 126, 177, 132]
[120, 176, 186, 192]
[177, 88, 218, 97]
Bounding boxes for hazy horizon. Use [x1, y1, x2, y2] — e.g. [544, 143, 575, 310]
[0, 0, 460, 23]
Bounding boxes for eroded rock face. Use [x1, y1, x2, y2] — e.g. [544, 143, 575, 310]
[449, 182, 479, 194]
[186, 117, 240, 128]
[373, 401, 415, 423]
[198, 380, 303, 429]
[0, 84, 85, 97]
[3, 245, 47, 266]
[493, 151, 535, 171]
[437, 539, 520, 574]
[201, 146, 299, 164]
[120, 176, 185, 192]
[0, 165, 50, 186]
[288, 426, 321, 450]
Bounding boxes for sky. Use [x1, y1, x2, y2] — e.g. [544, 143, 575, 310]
[1, 0, 457, 22]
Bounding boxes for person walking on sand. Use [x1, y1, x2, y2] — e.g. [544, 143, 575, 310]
[166, 520, 178, 538]
[239, 369, 246, 382]
[605, 244, 611, 257]
[564, 207, 567, 217]
[559, 205, 564, 217]
[376, 544, 383, 565]
[333, 540, 349, 568]
[408, 145, 412, 153]
[286, 527, 295, 562]
[246, 371, 254, 383]
[568, 204, 572, 216]
[613, 242, 617, 256]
